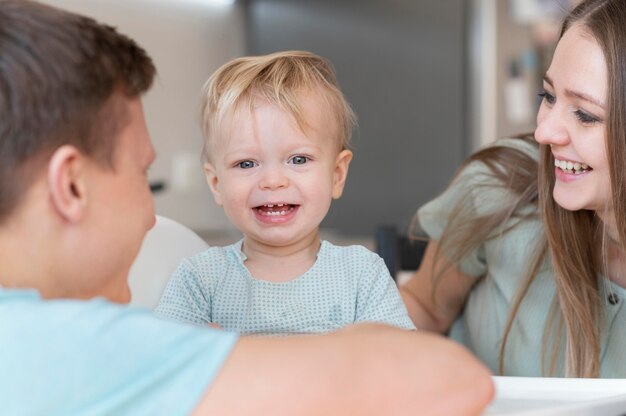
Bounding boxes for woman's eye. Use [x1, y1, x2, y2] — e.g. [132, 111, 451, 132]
[538, 91, 555, 105]
[574, 110, 601, 125]
[290, 156, 309, 165]
[237, 160, 256, 169]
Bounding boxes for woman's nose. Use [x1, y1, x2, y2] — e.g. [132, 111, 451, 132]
[534, 105, 569, 147]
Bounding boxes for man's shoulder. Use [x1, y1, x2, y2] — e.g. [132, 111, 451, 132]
[0, 289, 238, 416]
[2, 292, 159, 335]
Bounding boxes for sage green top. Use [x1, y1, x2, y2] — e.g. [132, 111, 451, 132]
[417, 138, 626, 377]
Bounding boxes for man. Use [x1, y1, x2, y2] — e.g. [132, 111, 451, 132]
[0, 1, 493, 415]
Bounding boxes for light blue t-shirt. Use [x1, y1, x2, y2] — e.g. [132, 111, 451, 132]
[156, 240, 415, 334]
[0, 286, 237, 416]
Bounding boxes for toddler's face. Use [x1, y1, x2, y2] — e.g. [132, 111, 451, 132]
[204, 94, 352, 249]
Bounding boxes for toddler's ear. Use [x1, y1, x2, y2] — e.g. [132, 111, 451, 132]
[203, 162, 223, 206]
[332, 149, 353, 199]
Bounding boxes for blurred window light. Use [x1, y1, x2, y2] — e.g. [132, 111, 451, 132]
[202, 0, 235, 4]
[176, 0, 235, 5]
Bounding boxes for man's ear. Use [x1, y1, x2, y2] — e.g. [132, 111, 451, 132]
[332, 149, 353, 199]
[203, 162, 223, 206]
[47, 145, 88, 223]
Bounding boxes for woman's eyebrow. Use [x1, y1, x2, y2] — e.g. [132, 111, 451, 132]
[543, 74, 605, 109]
[565, 89, 605, 109]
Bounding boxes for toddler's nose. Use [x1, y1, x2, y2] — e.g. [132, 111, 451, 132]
[259, 166, 289, 190]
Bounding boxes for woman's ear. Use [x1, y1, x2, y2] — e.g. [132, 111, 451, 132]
[332, 149, 353, 199]
[47, 145, 87, 223]
[204, 162, 223, 206]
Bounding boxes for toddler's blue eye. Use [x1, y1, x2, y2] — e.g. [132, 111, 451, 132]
[291, 156, 309, 165]
[238, 160, 256, 169]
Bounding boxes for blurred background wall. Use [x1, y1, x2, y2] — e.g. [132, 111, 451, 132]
[41, 0, 576, 241]
[246, 0, 468, 236]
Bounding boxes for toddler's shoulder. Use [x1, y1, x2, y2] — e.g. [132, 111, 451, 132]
[180, 241, 243, 275]
[320, 241, 383, 269]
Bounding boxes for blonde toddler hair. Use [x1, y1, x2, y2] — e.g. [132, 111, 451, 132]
[200, 50, 356, 161]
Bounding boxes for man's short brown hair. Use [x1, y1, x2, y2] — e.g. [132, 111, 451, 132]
[0, 0, 156, 221]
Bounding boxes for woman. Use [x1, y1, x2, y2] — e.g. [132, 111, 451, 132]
[401, 0, 626, 378]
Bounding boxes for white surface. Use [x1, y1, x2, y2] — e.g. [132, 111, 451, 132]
[485, 376, 626, 415]
[128, 215, 209, 309]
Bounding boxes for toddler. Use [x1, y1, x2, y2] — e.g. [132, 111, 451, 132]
[156, 51, 414, 334]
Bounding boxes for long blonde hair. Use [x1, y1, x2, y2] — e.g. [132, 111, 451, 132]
[423, 0, 626, 377]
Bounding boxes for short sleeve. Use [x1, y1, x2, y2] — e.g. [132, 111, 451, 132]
[417, 162, 489, 277]
[155, 258, 212, 325]
[417, 137, 537, 277]
[1, 296, 237, 416]
[355, 253, 416, 330]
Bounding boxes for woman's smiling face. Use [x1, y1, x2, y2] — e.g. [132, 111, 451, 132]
[534, 23, 610, 213]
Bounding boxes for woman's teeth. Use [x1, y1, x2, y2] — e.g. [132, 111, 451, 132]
[554, 158, 590, 174]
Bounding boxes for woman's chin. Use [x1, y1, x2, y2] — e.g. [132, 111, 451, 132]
[553, 189, 585, 212]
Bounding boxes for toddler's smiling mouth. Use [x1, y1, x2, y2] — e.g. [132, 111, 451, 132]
[254, 203, 298, 216]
